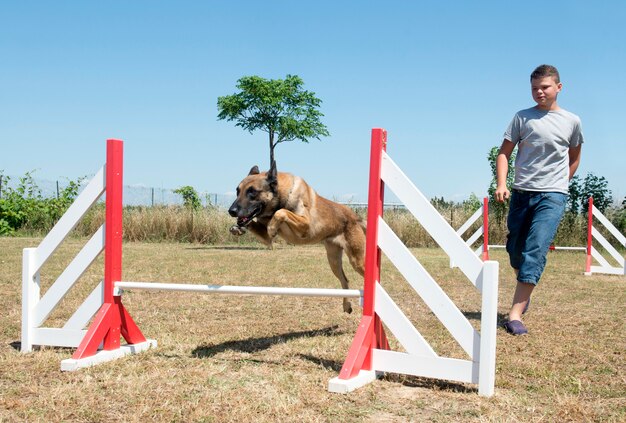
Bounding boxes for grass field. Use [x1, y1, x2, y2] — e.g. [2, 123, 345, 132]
[1, 237, 624, 422]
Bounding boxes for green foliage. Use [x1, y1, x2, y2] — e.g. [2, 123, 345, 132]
[217, 74, 330, 167]
[0, 171, 84, 235]
[487, 146, 516, 222]
[430, 196, 454, 209]
[568, 175, 583, 214]
[173, 185, 201, 210]
[580, 173, 613, 213]
[462, 193, 482, 213]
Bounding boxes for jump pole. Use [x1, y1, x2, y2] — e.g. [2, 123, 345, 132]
[115, 281, 362, 298]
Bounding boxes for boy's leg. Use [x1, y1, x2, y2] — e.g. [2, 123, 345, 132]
[506, 191, 531, 273]
[509, 281, 534, 322]
[516, 193, 568, 285]
[507, 192, 567, 330]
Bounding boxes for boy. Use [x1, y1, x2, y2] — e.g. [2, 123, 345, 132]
[495, 64, 584, 335]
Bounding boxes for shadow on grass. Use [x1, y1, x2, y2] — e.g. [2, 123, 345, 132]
[297, 354, 343, 372]
[462, 310, 508, 324]
[185, 245, 267, 251]
[191, 325, 345, 358]
[383, 373, 477, 393]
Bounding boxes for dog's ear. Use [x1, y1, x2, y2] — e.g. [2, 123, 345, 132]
[248, 165, 260, 175]
[267, 160, 278, 193]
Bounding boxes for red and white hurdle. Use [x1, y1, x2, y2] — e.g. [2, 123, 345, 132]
[22, 129, 500, 396]
[329, 129, 499, 397]
[453, 197, 625, 276]
[21, 139, 361, 372]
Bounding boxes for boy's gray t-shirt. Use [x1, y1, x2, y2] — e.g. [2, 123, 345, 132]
[504, 107, 584, 194]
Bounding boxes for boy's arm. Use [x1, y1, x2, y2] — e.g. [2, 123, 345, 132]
[568, 144, 582, 180]
[495, 140, 516, 202]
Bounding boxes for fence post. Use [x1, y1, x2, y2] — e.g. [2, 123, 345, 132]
[21, 248, 40, 352]
[478, 260, 499, 396]
[482, 197, 489, 261]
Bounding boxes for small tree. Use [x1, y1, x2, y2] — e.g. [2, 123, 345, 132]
[217, 74, 330, 168]
[580, 173, 613, 213]
[174, 186, 201, 210]
[487, 145, 516, 222]
[568, 174, 583, 214]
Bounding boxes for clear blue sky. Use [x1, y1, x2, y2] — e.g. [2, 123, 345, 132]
[2, 1, 624, 204]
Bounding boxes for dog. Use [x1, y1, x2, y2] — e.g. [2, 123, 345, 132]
[228, 162, 366, 313]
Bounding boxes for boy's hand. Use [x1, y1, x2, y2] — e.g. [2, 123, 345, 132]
[495, 185, 510, 203]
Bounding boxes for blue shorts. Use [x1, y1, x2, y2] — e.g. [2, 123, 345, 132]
[506, 190, 568, 285]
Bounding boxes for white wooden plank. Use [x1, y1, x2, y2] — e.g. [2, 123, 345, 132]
[116, 281, 362, 298]
[474, 244, 483, 257]
[21, 248, 40, 353]
[590, 266, 625, 276]
[61, 340, 157, 371]
[593, 206, 626, 246]
[592, 227, 625, 266]
[591, 246, 613, 269]
[381, 152, 483, 283]
[34, 166, 105, 273]
[34, 226, 105, 327]
[32, 328, 88, 348]
[64, 281, 104, 330]
[378, 219, 480, 359]
[372, 349, 476, 384]
[328, 370, 377, 394]
[374, 283, 437, 357]
[456, 206, 483, 237]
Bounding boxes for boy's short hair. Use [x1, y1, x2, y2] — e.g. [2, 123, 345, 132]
[531, 64, 560, 83]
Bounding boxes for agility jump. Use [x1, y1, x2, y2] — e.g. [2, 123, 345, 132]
[454, 197, 625, 276]
[22, 129, 500, 396]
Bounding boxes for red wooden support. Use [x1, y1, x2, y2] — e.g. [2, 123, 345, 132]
[585, 197, 594, 273]
[337, 128, 389, 380]
[72, 139, 146, 360]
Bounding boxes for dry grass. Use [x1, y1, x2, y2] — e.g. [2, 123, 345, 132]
[1, 236, 624, 422]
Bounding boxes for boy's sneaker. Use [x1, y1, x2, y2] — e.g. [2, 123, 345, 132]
[504, 320, 528, 336]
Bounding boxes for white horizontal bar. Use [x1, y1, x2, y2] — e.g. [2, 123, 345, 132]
[590, 265, 625, 276]
[550, 246, 587, 251]
[372, 349, 476, 384]
[32, 328, 87, 348]
[116, 281, 362, 298]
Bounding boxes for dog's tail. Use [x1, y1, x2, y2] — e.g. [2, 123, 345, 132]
[358, 217, 367, 234]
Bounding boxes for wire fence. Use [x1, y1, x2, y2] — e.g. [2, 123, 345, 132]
[0, 174, 236, 208]
[0, 174, 397, 210]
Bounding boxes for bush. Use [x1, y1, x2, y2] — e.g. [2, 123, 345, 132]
[0, 171, 84, 235]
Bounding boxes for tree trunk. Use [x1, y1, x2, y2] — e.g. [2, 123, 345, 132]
[269, 130, 275, 170]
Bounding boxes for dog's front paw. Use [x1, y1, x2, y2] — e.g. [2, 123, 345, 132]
[229, 225, 247, 236]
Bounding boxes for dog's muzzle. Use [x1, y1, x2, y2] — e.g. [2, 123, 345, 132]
[229, 202, 263, 228]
